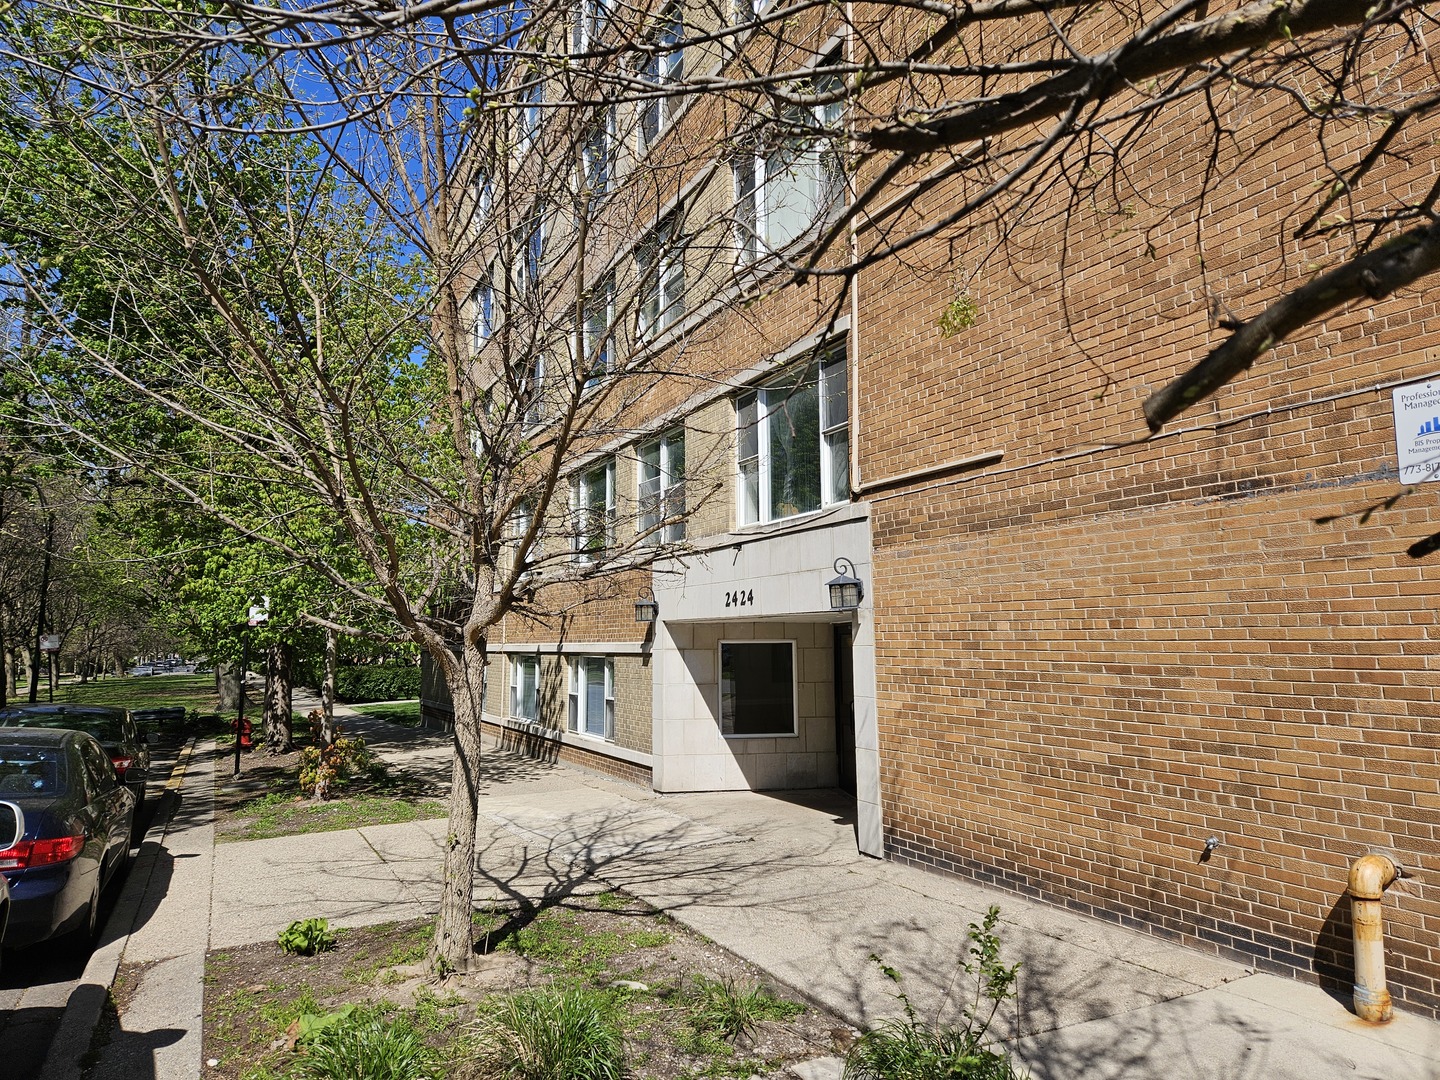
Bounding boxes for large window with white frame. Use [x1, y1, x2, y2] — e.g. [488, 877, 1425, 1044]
[719, 641, 796, 737]
[638, 430, 685, 545]
[582, 108, 615, 199]
[519, 79, 544, 151]
[637, 213, 684, 338]
[737, 344, 849, 525]
[638, 4, 684, 152]
[517, 353, 547, 429]
[499, 502, 533, 588]
[572, 0, 614, 51]
[515, 209, 545, 295]
[583, 273, 615, 386]
[510, 654, 540, 722]
[572, 457, 615, 561]
[568, 656, 614, 739]
[734, 66, 844, 262]
[470, 278, 493, 355]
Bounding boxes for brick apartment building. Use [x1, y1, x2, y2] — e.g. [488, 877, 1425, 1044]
[424, 4, 1440, 1013]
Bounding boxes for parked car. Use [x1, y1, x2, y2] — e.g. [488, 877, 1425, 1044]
[0, 705, 151, 820]
[0, 800, 15, 972]
[0, 729, 136, 949]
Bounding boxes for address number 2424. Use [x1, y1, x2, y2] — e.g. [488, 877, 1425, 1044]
[724, 589, 755, 608]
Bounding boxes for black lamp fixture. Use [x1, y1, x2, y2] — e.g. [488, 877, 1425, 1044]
[827, 557, 864, 612]
[635, 587, 659, 624]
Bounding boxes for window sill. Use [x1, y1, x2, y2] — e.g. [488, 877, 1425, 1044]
[722, 731, 800, 740]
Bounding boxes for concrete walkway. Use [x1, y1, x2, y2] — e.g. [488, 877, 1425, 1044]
[41, 699, 1440, 1080]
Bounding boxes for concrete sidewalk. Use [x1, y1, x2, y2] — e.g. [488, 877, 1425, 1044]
[54, 709, 1440, 1080]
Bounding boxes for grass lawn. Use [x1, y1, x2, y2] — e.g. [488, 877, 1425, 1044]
[54, 672, 220, 712]
[348, 699, 422, 726]
[223, 790, 448, 842]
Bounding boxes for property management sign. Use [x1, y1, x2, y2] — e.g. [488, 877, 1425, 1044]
[1393, 380, 1440, 484]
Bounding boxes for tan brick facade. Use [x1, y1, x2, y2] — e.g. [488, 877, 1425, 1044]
[429, 2, 1440, 1016]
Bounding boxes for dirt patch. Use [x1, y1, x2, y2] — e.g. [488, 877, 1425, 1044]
[204, 896, 855, 1080]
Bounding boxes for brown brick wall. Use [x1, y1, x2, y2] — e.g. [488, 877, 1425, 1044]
[855, 49, 1440, 1007]
[481, 717, 652, 787]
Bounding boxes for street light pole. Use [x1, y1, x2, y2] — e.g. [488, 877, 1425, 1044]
[234, 631, 247, 779]
[234, 596, 270, 778]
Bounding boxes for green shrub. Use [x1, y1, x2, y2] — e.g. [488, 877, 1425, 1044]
[290, 1010, 440, 1080]
[469, 987, 623, 1080]
[844, 906, 1023, 1080]
[334, 664, 422, 704]
[278, 918, 337, 957]
[299, 735, 378, 799]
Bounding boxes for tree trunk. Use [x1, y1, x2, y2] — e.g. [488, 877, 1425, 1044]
[429, 635, 487, 975]
[217, 662, 240, 712]
[320, 628, 338, 746]
[263, 643, 293, 753]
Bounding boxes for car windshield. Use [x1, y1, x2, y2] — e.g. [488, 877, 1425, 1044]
[2, 713, 125, 741]
[0, 745, 68, 797]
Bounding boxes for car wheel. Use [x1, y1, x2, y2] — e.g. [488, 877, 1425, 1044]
[130, 792, 147, 843]
[61, 882, 101, 958]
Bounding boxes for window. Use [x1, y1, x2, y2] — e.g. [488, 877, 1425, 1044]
[572, 458, 615, 561]
[738, 344, 848, 524]
[515, 210, 545, 295]
[568, 656, 615, 738]
[519, 353, 547, 428]
[720, 641, 796, 737]
[470, 279, 493, 354]
[500, 502, 533, 586]
[638, 4, 684, 151]
[510, 655, 540, 721]
[582, 109, 615, 198]
[638, 430, 685, 544]
[471, 175, 493, 234]
[637, 213, 684, 338]
[519, 79, 544, 150]
[735, 70, 844, 262]
[583, 273, 615, 386]
[572, 0, 613, 51]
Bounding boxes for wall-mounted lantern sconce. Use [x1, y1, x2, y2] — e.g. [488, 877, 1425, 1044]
[634, 587, 659, 624]
[827, 558, 864, 612]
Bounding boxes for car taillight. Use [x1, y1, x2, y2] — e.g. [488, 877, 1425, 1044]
[111, 756, 134, 773]
[0, 835, 85, 870]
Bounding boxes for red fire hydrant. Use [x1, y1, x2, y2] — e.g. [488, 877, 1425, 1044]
[232, 717, 254, 751]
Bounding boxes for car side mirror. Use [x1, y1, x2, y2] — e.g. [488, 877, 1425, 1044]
[123, 768, 148, 787]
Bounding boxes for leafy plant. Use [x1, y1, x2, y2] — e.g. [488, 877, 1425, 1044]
[278, 918, 337, 956]
[844, 906, 1022, 1080]
[293, 1005, 357, 1041]
[685, 977, 804, 1043]
[299, 735, 378, 799]
[290, 1010, 440, 1080]
[937, 290, 979, 336]
[468, 987, 624, 1080]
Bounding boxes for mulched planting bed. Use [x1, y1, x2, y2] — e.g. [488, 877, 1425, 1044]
[203, 893, 854, 1080]
[212, 740, 445, 843]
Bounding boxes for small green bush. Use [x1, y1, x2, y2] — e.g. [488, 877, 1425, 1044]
[278, 918, 337, 957]
[299, 735, 378, 799]
[844, 906, 1023, 1080]
[469, 987, 623, 1080]
[334, 664, 422, 704]
[290, 1010, 440, 1080]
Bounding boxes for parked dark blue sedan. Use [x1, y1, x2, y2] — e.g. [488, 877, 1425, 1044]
[0, 729, 136, 949]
